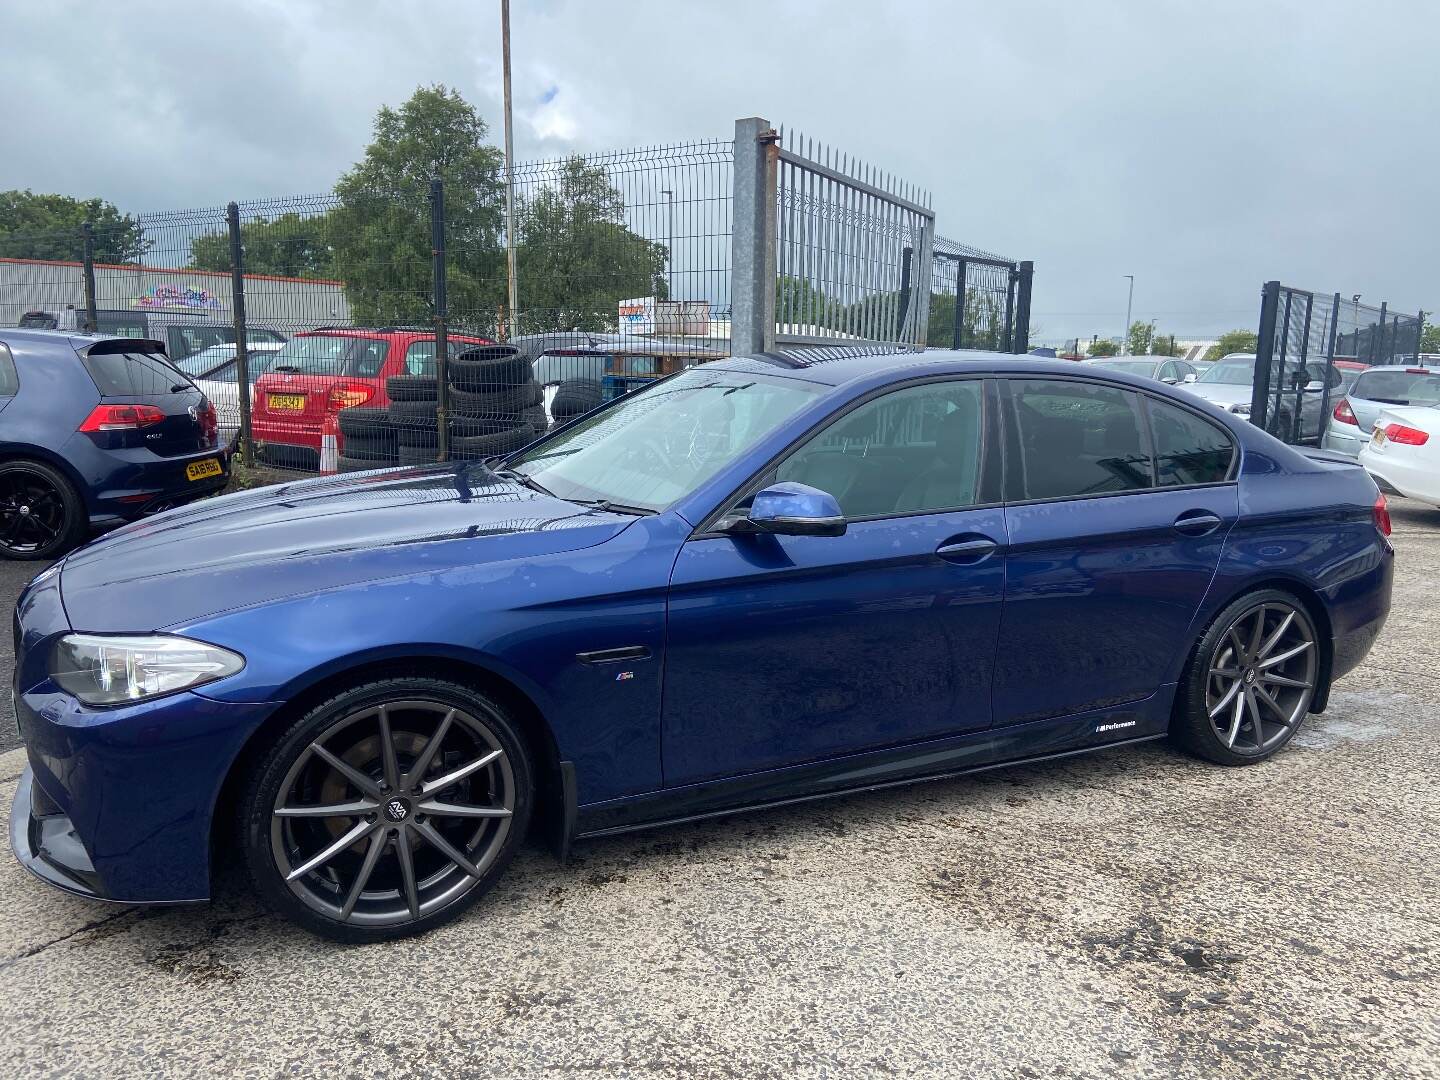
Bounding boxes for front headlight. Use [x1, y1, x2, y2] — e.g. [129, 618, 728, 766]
[1228, 403, 1252, 416]
[49, 634, 245, 706]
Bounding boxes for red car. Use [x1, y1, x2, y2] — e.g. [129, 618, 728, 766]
[251, 329, 491, 468]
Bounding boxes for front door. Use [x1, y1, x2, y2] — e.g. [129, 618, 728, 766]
[992, 377, 1239, 726]
[662, 377, 1007, 787]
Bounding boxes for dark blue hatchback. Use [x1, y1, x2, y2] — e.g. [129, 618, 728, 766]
[9, 350, 1392, 942]
[0, 329, 226, 559]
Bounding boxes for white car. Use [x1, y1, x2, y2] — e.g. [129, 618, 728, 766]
[173, 343, 286, 447]
[1358, 406, 1440, 506]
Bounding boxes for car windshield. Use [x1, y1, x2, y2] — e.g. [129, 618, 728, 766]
[1197, 356, 1256, 384]
[507, 367, 825, 512]
[1089, 360, 1156, 375]
[1351, 369, 1440, 406]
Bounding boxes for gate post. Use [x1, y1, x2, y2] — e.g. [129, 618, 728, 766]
[80, 222, 98, 333]
[226, 202, 254, 464]
[1013, 260, 1034, 353]
[895, 246, 913, 342]
[951, 259, 968, 350]
[731, 117, 777, 357]
[1250, 281, 1281, 428]
[430, 178, 450, 462]
[1318, 293, 1342, 435]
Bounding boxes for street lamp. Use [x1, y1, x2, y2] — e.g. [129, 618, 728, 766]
[660, 189, 674, 299]
[1122, 275, 1134, 355]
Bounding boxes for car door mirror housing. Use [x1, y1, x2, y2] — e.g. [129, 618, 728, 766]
[732, 482, 846, 537]
[1182, 372, 1198, 384]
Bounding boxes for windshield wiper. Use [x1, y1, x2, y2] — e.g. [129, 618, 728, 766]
[495, 469, 553, 497]
[570, 498, 655, 517]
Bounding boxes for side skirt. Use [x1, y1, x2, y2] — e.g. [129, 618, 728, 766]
[571, 692, 1172, 842]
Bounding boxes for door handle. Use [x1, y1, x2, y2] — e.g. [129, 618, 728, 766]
[936, 536, 999, 565]
[1172, 510, 1222, 537]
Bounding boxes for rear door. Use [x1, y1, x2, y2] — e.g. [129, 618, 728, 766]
[993, 377, 1238, 726]
[79, 343, 211, 457]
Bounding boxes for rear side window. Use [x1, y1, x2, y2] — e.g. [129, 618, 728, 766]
[0, 344, 17, 396]
[82, 351, 185, 396]
[1005, 380, 1152, 500]
[1147, 398, 1235, 486]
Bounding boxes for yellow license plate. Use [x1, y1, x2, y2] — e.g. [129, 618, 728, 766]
[186, 458, 223, 482]
[1372, 426, 1387, 445]
[267, 393, 306, 411]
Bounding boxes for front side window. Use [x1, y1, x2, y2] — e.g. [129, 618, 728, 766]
[774, 380, 985, 519]
[508, 367, 824, 512]
[1147, 398, 1235, 486]
[1006, 380, 1151, 500]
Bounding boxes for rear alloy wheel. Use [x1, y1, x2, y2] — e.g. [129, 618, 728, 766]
[1172, 590, 1319, 765]
[0, 460, 84, 560]
[241, 679, 531, 942]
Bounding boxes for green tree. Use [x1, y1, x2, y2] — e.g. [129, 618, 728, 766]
[1088, 338, 1119, 357]
[1206, 329, 1258, 360]
[189, 213, 335, 278]
[329, 85, 505, 326]
[0, 190, 148, 263]
[1127, 320, 1155, 356]
[1420, 318, 1439, 353]
[777, 275, 833, 327]
[515, 157, 668, 333]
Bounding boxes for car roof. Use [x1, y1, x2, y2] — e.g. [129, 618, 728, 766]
[0, 327, 163, 353]
[707, 347, 1190, 390]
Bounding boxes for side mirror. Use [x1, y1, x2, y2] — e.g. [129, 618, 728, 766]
[1182, 372, 1198, 384]
[725, 482, 846, 537]
[1305, 379, 1325, 392]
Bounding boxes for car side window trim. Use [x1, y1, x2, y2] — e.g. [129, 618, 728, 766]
[0, 343, 18, 397]
[692, 373, 998, 537]
[1137, 391, 1240, 485]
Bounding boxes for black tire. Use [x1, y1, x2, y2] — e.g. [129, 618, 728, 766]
[1170, 588, 1321, 766]
[337, 407, 391, 439]
[386, 375, 439, 402]
[398, 443, 440, 465]
[450, 381, 539, 416]
[237, 676, 533, 943]
[388, 398, 438, 422]
[449, 415, 518, 439]
[339, 438, 397, 461]
[337, 453, 397, 473]
[0, 459, 86, 560]
[448, 351, 531, 391]
[396, 425, 440, 450]
[453, 426, 534, 458]
[551, 379, 604, 420]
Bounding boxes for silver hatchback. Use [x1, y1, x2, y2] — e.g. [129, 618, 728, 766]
[1323, 364, 1440, 457]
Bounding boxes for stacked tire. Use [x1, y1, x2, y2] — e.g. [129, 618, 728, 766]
[550, 378, 604, 424]
[446, 345, 546, 461]
[337, 407, 397, 473]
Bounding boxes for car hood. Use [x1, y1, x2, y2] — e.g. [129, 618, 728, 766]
[60, 464, 637, 632]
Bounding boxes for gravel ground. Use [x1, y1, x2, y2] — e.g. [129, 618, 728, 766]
[0, 503, 1437, 1078]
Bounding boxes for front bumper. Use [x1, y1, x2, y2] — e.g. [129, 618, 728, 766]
[10, 766, 107, 901]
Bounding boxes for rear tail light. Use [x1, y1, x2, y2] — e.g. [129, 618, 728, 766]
[327, 382, 375, 411]
[1374, 492, 1392, 537]
[1382, 422, 1430, 446]
[198, 398, 218, 442]
[79, 403, 165, 432]
[1332, 399, 1358, 426]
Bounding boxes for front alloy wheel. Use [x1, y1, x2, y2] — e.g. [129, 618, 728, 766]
[243, 679, 531, 941]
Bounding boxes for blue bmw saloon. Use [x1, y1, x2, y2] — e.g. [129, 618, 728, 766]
[11, 350, 1392, 940]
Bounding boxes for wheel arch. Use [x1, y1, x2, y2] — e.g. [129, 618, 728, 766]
[209, 652, 566, 888]
[0, 443, 89, 501]
[1192, 573, 1335, 713]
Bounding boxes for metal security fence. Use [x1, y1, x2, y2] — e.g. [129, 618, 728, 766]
[929, 237, 1031, 352]
[1251, 281, 1424, 445]
[3, 117, 1030, 478]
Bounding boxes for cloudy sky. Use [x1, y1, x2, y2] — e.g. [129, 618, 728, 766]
[4, 0, 1435, 342]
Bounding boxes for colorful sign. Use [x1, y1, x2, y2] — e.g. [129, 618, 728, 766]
[133, 284, 222, 310]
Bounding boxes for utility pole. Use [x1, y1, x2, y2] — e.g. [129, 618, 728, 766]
[501, 0, 519, 340]
[660, 188, 674, 298]
[1122, 274, 1134, 354]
